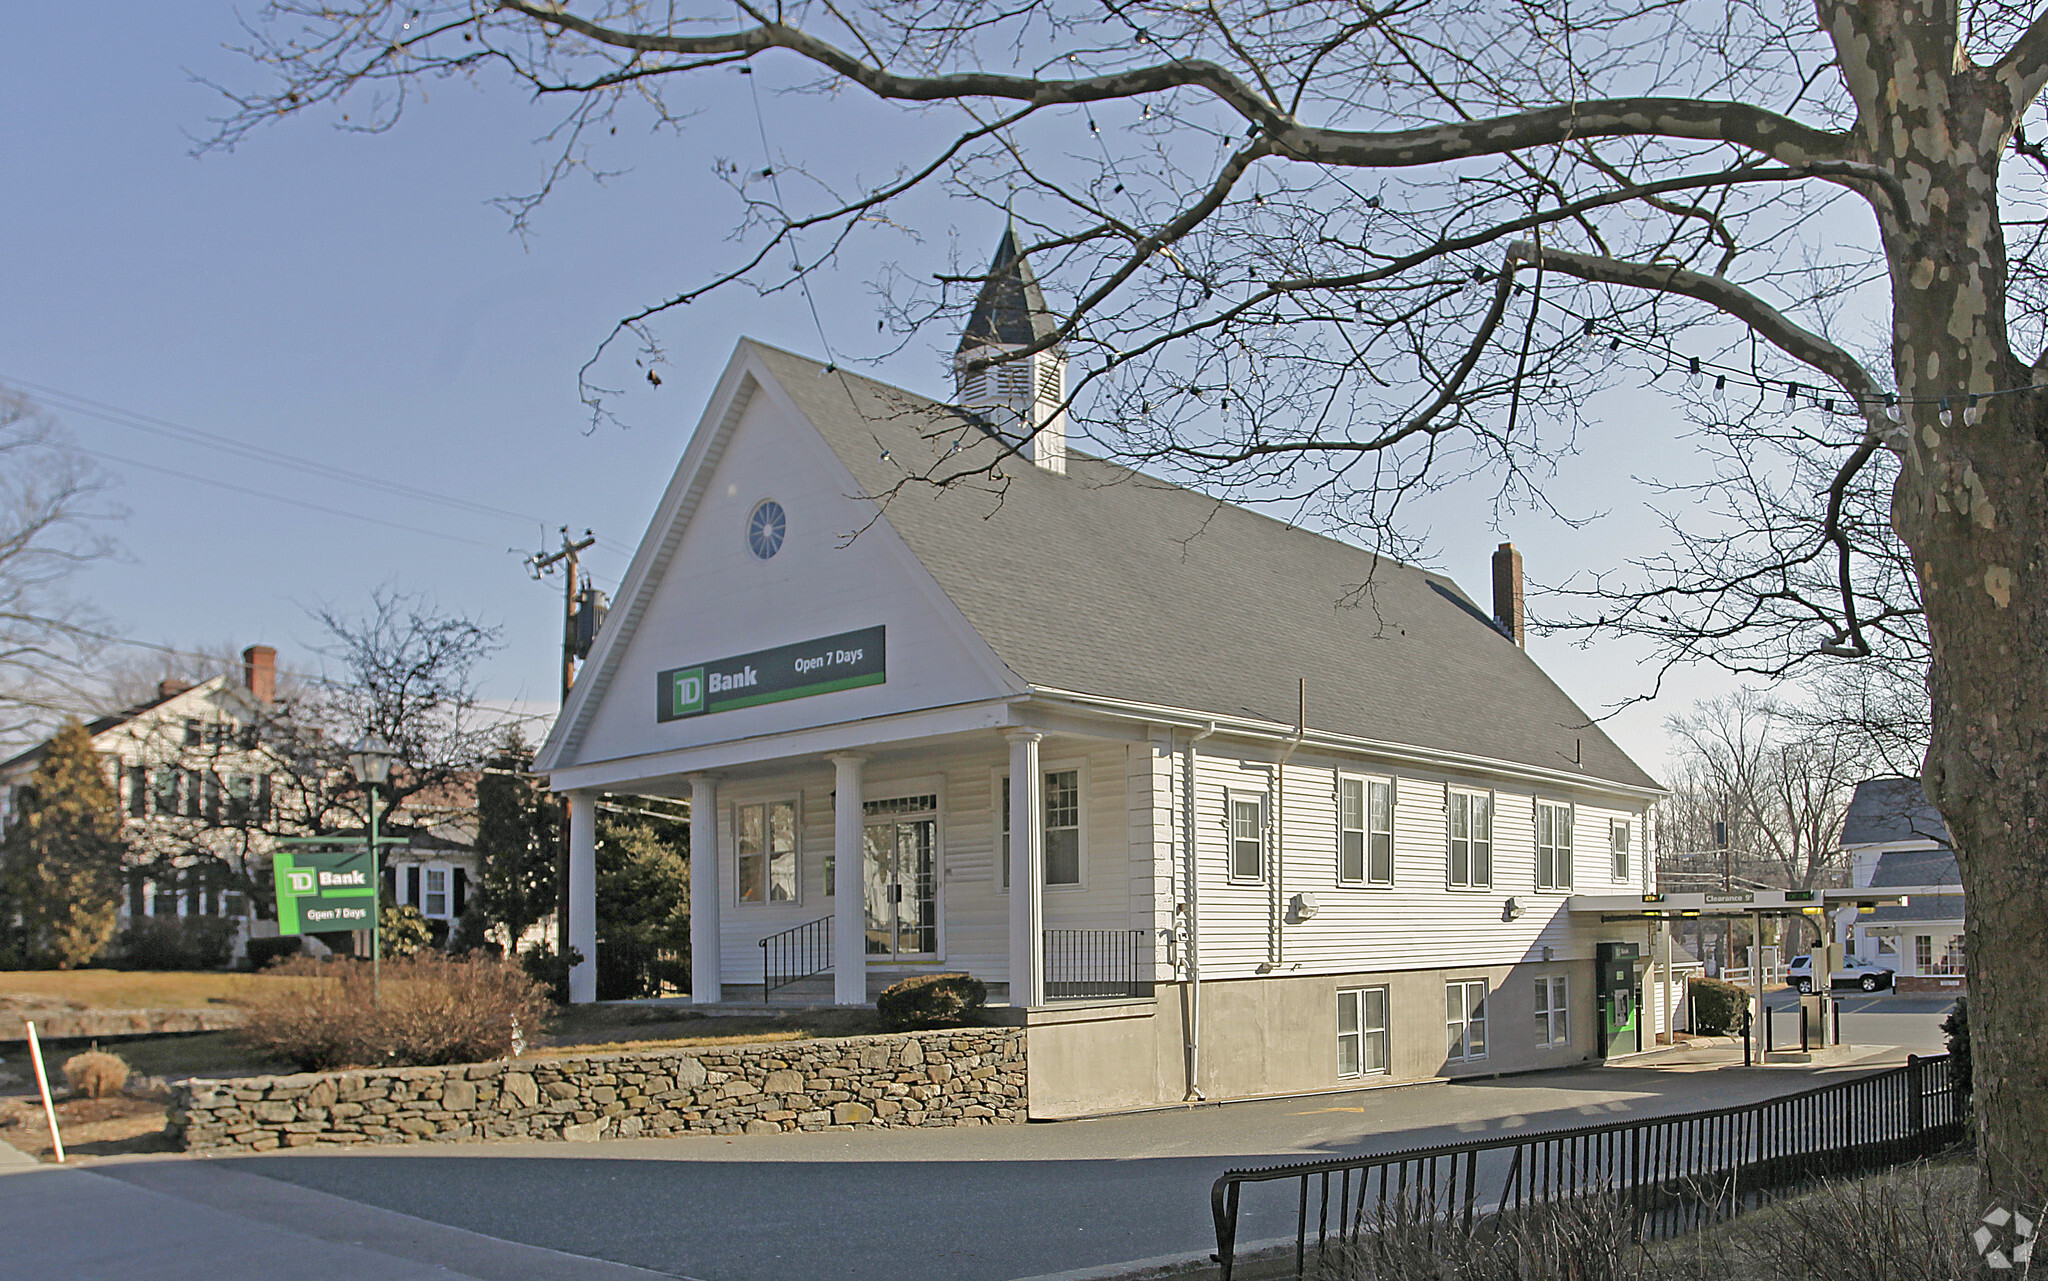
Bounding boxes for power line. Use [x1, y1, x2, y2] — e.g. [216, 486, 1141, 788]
[70, 443, 501, 549]
[6, 375, 639, 558]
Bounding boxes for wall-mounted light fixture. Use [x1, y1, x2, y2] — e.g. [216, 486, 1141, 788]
[1503, 897, 1527, 922]
[1289, 892, 1320, 922]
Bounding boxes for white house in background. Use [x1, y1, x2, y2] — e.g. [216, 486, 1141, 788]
[1840, 777, 1967, 990]
[0, 649, 285, 954]
[0, 646, 481, 959]
[537, 227, 1668, 1116]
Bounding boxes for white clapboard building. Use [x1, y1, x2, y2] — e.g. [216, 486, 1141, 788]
[537, 227, 1666, 1116]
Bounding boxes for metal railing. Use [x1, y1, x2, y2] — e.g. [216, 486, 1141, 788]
[1210, 1053, 1966, 1280]
[760, 917, 833, 1000]
[1044, 928, 1152, 1000]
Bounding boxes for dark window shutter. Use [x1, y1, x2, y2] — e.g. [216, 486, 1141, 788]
[406, 865, 421, 906]
[453, 867, 468, 917]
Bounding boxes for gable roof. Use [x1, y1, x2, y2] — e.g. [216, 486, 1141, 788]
[0, 679, 231, 777]
[958, 224, 1062, 352]
[1841, 777, 1951, 848]
[731, 340, 1655, 791]
[1865, 845, 1965, 921]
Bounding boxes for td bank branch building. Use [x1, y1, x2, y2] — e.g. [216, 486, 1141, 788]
[536, 229, 1666, 1117]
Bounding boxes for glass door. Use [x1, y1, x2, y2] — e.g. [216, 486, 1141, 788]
[863, 802, 937, 956]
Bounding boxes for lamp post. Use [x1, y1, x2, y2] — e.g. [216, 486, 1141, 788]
[348, 736, 396, 1003]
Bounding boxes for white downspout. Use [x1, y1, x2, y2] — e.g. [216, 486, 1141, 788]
[1183, 722, 1215, 1101]
[1272, 680, 1306, 972]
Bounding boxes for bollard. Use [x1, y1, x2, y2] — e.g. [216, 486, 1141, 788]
[1800, 1004, 1810, 1052]
[1742, 1008, 1752, 1067]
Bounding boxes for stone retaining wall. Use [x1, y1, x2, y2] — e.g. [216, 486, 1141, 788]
[169, 1027, 1024, 1152]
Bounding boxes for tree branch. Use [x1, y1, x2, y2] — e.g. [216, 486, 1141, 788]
[499, 1, 1848, 168]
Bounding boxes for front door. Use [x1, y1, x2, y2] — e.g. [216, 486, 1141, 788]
[864, 805, 937, 957]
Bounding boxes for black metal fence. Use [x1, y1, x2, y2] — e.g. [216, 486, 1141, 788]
[1044, 928, 1152, 1000]
[1210, 1054, 1966, 1280]
[760, 916, 833, 1000]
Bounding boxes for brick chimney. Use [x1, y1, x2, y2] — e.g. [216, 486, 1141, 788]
[156, 678, 194, 700]
[1492, 542, 1525, 646]
[243, 645, 277, 704]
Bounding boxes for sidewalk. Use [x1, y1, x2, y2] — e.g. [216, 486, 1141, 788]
[0, 1139, 679, 1281]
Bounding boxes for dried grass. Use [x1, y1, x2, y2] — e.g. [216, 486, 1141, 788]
[231, 953, 553, 1072]
[61, 1050, 129, 1098]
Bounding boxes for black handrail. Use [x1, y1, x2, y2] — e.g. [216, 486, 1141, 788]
[1210, 1053, 1965, 1280]
[1044, 928, 1152, 1000]
[760, 916, 833, 1000]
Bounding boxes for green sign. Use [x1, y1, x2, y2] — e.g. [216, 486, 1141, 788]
[657, 625, 886, 722]
[272, 847, 377, 934]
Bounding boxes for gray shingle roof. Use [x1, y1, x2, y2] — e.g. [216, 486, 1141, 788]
[749, 340, 1658, 791]
[1841, 777, 1951, 848]
[957, 225, 1062, 352]
[1867, 847, 1965, 921]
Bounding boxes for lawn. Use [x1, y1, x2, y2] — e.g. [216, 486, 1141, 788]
[0, 970, 268, 1010]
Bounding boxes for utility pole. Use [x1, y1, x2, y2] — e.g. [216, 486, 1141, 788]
[526, 528, 598, 965]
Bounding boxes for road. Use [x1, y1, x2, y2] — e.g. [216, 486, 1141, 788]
[6, 996, 1954, 1281]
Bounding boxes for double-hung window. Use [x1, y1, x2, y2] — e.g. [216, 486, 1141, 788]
[1228, 791, 1266, 882]
[1338, 777, 1395, 886]
[735, 800, 799, 903]
[1534, 975, 1570, 1047]
[424, 867, 449, 918]
[1337, 986, 1390, 1077]
[1610, 820, 1631, 881]
[1446, 979, 1489, 1062]
[999, 768, 1084, 888]
[1535, 801, 1573, 891]
[1447, 791, 1492, 888]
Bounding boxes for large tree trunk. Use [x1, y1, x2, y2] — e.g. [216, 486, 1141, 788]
[1873, 29, 2048, 1197]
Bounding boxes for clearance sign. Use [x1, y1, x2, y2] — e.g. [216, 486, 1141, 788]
[657, 626, 886, 723]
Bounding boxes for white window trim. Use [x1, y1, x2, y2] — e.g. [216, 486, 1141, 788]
[1610, 818, 1632, 882]
[1336, 774, 1397, 888]
[1534, 973, 1570, 1048]
[420, 861, 454, 920]
[1445, 788, 1495, 891]
[729, 795, 804, 908]
[994, 758, 1088, 893]
[1535, 799, 1574, 893]
[1446, 978, 1490, 1063]
[1337, 984, 1391, 1079]
[1225, 788, 1269, 885]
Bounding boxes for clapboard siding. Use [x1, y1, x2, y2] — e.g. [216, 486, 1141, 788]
[1182, 745, 1656, 978]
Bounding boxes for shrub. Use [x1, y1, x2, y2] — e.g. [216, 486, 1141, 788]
[379, 903, 433, 958]
[115, 915, 237, 971]
[62, 1050, 129, 1098]
[447, 905, 499, 956]
[244, 935, 303, 970]
[232, 952, 553, 1071]
[519, 943, 582, 1003]
[1941, 995, 1971, 1098]
[1690, 976, 1750, 1036]
[876, 972, 986, 1030]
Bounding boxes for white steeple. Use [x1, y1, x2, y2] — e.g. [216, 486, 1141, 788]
[955, 222, 1068, 474]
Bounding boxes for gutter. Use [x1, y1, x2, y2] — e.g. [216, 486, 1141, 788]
[1028, 687, 1667, 800]
[1271, 680, 1306, 973]
[1182, 721, 1215, 1101]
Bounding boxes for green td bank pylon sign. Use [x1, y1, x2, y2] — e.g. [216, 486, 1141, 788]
[271, 846, 377, 934]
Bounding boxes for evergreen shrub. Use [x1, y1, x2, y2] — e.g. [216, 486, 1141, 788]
[115, 915, 237, 970]
[244, 935, 303, 970]
[876, 972, 986, 1030]
[1689, 976, 1749, 1036]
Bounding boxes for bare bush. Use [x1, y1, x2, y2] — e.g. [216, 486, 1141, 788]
[1329, 1194, 1649, 1280]
[233, 952, 552, 1072]
[62, 1050, 129, 1099]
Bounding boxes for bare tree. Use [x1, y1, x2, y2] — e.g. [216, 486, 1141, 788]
[216, 0, 2048, 1191]
[0, 389, 116, 746]
[1660, 690, 1867, 965]
[93, 639, 312, 714]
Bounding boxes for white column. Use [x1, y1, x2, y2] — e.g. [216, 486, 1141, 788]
[829, 754, 868, 1005]
[689, 774, 722, 1004]
[566, 791, 598, 1004]
[1006, 730, 1045, 1009]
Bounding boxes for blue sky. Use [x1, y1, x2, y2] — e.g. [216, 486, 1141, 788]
[1, 4, 1752, 771]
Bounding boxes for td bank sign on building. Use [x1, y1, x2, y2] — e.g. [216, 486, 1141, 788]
[658, 626, 885, 722]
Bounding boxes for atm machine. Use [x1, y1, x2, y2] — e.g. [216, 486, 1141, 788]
[1596, 941, 1642, 1057]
